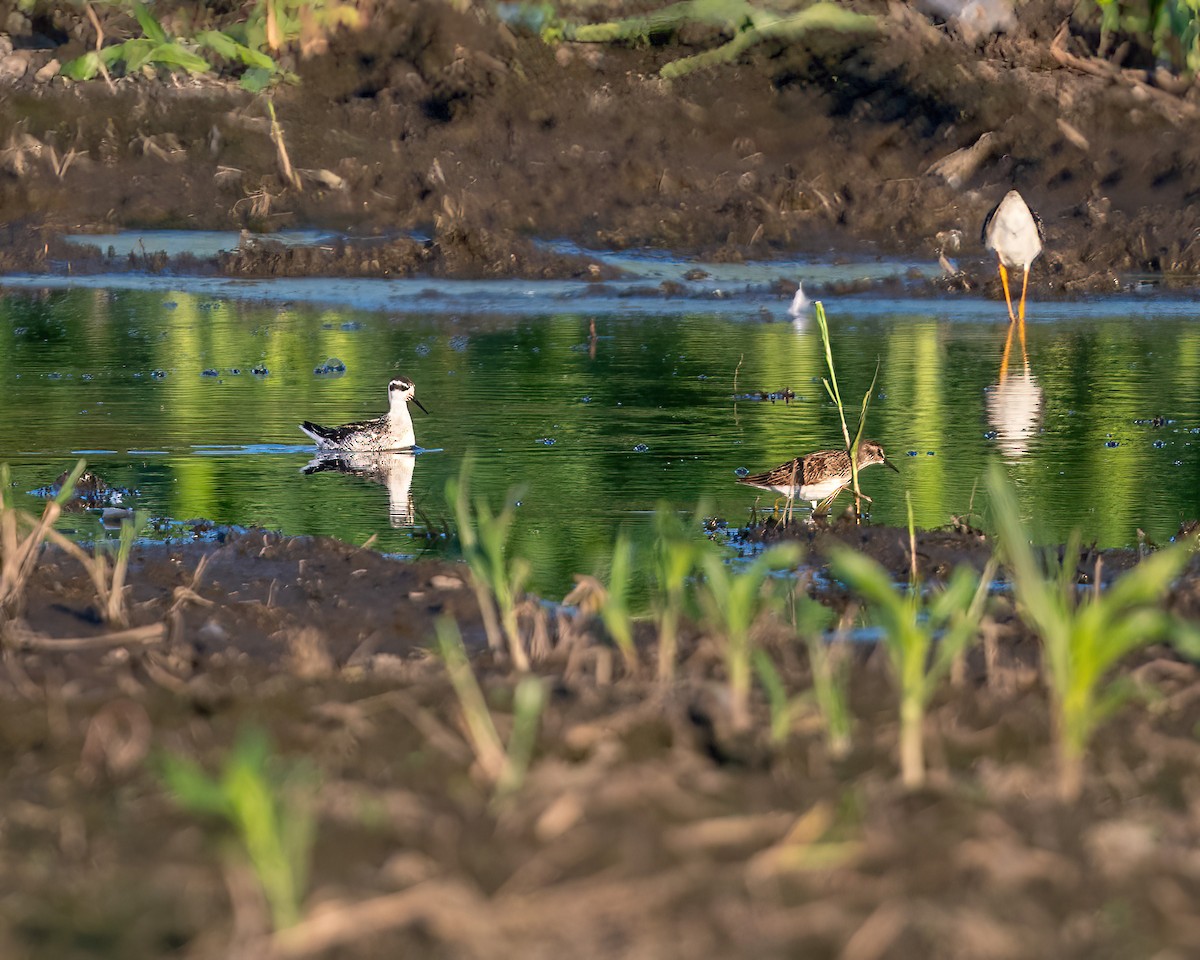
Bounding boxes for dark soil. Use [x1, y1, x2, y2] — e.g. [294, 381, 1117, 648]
[5, 0, 1200, 294]
[3, 518, 1200, 959]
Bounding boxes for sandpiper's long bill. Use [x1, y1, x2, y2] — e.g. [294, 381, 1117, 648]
[299, 377, 428, 452]
[982, 189, 1044, 324]
[738, 439, 899, 513]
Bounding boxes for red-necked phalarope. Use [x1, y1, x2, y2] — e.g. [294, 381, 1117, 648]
[982, 190, 1044, 323]
[299, 377, 429, 452]
[738, 439, 898, 514]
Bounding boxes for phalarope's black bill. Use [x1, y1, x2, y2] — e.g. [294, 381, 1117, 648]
[299, 377, 429, 452]
[738, 439, 898, 514]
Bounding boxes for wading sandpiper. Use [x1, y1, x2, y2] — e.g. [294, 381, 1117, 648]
[738, 440, 899, 514]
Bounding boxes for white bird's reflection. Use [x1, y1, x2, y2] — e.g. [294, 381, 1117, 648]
[302, 451, 416, 527]
[986, 319, 1042, 460]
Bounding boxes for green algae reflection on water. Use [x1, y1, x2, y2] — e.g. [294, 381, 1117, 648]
[2, 286, 1199, 597]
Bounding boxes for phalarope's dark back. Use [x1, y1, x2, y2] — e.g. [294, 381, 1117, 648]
[299, 377, 429, 452]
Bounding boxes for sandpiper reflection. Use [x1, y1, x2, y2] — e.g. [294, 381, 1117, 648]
[302, 451, 417, 527]
[986, 319, 1042, 459]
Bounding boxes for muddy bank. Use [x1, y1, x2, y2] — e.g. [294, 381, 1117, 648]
[4, 1, 1200, 294]
[3, 525, 1200, 957]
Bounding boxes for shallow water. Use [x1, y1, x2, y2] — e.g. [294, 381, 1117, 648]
[2, 269, 1199, 597]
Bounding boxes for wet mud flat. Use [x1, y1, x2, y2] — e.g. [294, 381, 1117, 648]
[6, 0, 1200, 295]
[4, 525, 1200, 959]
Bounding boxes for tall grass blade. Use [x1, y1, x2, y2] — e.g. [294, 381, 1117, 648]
[446, 457, 531, 671]
[435, 617, 507, 783]
[436, 616, 546, 802]
[496, 675, 547, 800]
[601, 532, 639, 675]
[654, 502, 700, 682]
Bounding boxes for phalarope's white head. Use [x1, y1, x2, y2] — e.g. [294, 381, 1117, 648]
[299, 377, 429, 452]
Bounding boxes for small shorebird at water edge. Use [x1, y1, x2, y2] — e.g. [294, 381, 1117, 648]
[299, 377, 429, 452]
[737, 439, 899, 514]
[982, 189, 1044, 323]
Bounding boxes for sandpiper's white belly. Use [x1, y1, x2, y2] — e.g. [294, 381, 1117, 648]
[750, 474, 848, 502]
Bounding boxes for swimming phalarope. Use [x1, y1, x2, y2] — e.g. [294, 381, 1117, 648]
[299, 377, 429, 452]
[738, 439, 898, 514]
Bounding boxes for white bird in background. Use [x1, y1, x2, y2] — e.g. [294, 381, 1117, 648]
[787, 282, 811, 318]
[982, 190, 1044, 323]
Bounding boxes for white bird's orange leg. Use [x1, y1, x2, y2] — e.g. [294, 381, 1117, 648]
[1018, 265, 1031, 323]
[998, 261, 1017, 322]
[999, 320, 1016, 382]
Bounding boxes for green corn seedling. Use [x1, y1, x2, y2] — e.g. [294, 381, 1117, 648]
[447, 458, 531, 671]
[653, 503, 700, 682]
[436, 617, 546, 801]
[752, 648, 807, 745]
[986, 463, 1196, 801]
[699, 543, 802, 731]
[601, 531, 639, 676]
[159, 727, 318, 931]
[831, 496, 995, 788]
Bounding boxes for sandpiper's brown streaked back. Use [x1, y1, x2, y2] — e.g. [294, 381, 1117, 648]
[982, 189, 1044, 323]
[299, 377, 429, 452]
[737, 440, 899, 514]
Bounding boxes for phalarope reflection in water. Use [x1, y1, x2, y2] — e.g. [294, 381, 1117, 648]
[300, 377, 429, 452]
[738, 440, 899, 515]
[303, 451, 417, 527]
